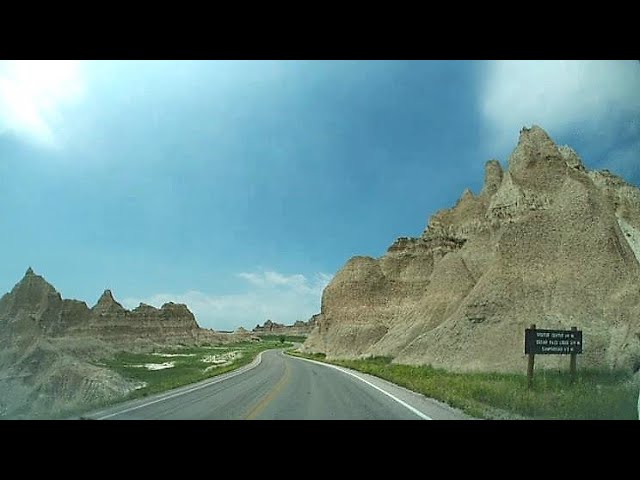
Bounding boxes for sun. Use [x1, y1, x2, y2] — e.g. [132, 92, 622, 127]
[0, 60, 85, 147]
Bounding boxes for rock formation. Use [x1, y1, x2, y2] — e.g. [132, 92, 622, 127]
[0, 268, 219, 346]
[0, 269, 231, 418]
[303, 126, 640, 373]
[253, 317, 317, 336]
[253, 319, 285, 332]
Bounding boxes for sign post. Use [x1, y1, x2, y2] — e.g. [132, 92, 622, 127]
[569, 326, 577, 384]
[527, 324, 536, 389]
[524, 325, 582, 389]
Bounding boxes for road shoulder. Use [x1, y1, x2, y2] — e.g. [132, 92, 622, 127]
[286, 352, 473, 420]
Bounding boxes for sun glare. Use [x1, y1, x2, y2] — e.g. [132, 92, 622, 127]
[0, 60, 85, 147]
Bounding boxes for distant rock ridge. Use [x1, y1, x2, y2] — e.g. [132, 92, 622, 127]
[303, 126, 640, 373]
[0, 270, 219, 346]
[252, 317, 316, 336]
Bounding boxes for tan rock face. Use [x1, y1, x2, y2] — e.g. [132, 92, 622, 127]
[0, 269, 233, 418]
[303, 125, 640, 373]
[92, 289, 125, 315]
[481, 160, 503, 197]
[0, 268, 64, 340]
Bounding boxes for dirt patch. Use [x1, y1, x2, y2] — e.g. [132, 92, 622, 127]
[128, 362, 176, 370]
[202, 351, 242, 371]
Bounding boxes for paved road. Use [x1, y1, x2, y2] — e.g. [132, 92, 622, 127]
[88, 350, 470, 420]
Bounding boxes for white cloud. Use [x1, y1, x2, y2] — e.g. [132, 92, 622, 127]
[235, 271, 327, 293]
[0, 60, 85, 147]
[122, 270, 332, 332]
[479, 60, 640, 155]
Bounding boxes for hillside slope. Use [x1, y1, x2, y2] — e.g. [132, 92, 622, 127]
[303, 126, 640, 373]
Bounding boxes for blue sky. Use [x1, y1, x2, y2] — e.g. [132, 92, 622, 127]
[1, 60, 639, 330]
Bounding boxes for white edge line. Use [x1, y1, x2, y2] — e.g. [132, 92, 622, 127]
[290, 354, 432, 420]
[95, 350, 266, 420]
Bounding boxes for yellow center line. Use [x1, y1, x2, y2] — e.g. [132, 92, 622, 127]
[243, 356, 292, 420]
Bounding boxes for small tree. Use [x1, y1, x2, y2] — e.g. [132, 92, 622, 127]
[279, 335, 285, 344]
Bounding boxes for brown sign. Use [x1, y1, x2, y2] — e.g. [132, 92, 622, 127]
[525, 328, 582, 355]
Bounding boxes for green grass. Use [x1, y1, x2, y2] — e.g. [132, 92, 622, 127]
[100, 340, 290, 401]
[258, 334, 308, 344]
[288, 351, 639, 419]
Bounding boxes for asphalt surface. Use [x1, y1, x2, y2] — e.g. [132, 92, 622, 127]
[88, 349, 470, 420]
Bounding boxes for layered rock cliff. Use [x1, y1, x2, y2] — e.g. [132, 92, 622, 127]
[0, 269, 218, 346]
[303, 126, 640, 373]
[0, 269, 229, 418]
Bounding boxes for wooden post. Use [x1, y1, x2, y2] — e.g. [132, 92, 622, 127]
[527, 323, 536, 389]
[569, 326, 577, 384]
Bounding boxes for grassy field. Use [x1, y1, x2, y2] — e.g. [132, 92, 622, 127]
[288, 351, 639, 420]
[100, 340, 289, 400]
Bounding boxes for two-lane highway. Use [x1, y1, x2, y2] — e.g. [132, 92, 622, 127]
[88, 350, 470, 420]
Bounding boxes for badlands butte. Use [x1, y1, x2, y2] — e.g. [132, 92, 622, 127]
[0, 269, 247, 418]
[302, 126, 640, 373]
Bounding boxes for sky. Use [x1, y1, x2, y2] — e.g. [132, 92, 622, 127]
[1, 60, 639, 331]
